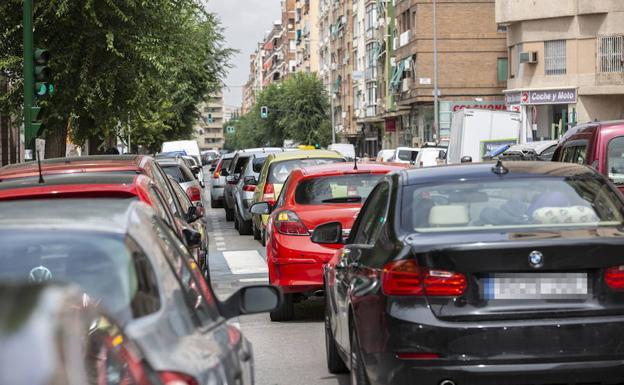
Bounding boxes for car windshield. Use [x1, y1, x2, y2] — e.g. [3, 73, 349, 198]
[608, 136, 624, 185]
[401, 177, 624, 232]
[0, 230, 150, 321]
[295, 174, 385, 204]
[268, 158, 345, 184]
[397, 150, 417, 161]
[162, 165, 195, 183]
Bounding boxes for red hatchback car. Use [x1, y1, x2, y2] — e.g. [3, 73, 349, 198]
[553, 120, 624, 193]
[251, 163, 404, 321]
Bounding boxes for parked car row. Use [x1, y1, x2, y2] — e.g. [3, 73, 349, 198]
[0, 154, 282, 385]
[210, 121, 624, 385]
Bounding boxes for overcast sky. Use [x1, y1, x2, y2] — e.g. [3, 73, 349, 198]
[205, 1, 281, 107]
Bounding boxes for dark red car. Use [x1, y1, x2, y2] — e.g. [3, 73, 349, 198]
[251, 163, 404, 321]
[0, 172, 206, 272]
[553, 120, 624, 193]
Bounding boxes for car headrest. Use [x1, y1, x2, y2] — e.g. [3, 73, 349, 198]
[429, 205, 469, 227]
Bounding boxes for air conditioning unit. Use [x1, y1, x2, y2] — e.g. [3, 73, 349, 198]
[519, 51, 538, 64]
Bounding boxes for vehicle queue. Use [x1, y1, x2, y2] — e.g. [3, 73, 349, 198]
[2, 120, 624, 385]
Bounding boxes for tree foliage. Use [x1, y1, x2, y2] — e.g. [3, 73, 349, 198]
[225, 73, 331, 150]
[0, 0, 232, 155]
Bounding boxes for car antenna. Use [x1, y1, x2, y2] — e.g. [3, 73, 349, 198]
[491, 159, 509, 175]
[353, 156, 358, 170]
[36, 147, 45, 184]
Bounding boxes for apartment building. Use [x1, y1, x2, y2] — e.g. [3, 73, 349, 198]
[282, 0, 298, 75]
[294, 0, 320, 74]
[194, 90, 225, 151]
[497, 0, 624, 140]
[263, 22, 285, 86]
[383, 0, 507, 148]
[242, 45, 265, 114]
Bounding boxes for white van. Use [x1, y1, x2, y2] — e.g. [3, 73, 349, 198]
[447, 109, 521, 164]
[390, 147, 420, 164]
[415, 147, 446, 167]
[328, 143, 356, 160]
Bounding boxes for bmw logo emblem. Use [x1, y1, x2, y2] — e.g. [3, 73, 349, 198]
[528, 251, 544, 268]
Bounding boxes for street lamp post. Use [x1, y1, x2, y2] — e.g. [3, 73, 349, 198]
[432, 0, 439, 142]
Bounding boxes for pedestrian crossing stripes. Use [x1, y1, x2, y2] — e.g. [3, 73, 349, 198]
[222, 250, 268, 275]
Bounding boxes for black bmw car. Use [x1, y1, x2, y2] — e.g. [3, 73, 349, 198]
[312, 161, 624, 385]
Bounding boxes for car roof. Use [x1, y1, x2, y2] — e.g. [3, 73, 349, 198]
[0, 155, 146, 180]
[403, 161, 595, 185]
[299, 162, 405, 177]
[0, 198, 146, 233]
[155, 158, 182, 166]
[561, 120, 624, 141]
[0, 172, 151, 201]
[266, 149, 344, 162]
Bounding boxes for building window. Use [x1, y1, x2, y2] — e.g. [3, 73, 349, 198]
[497, 58, 508, 82]
[516, 43, 523, 76]
[598, 35, 624, 73]
[544, 40, 566, 75]
[365, 4, 377, 33]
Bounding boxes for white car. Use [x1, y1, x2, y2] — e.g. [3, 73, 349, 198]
[376, 149, 395, 162]
[390, 147, 421, 164]
[415, 147, 446, 167]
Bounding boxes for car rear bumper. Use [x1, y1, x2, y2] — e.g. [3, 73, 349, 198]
[354, 301, 624, 385]
[269, 234, 335, 294]
[363, 355, 624, 385]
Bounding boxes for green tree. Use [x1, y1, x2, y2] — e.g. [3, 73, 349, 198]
[0, 0, 232, 156]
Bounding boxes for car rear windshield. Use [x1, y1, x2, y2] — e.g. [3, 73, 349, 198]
[268, 158, 345, 184]
[232, 156, 250, 174]
[162, 165, 195, 183]
[401, 177, 623, 232]
[0, 231, 160, 322]
[295, 174, 385, 204]
[220, 158, 233, 172]
[397, 150, 417, 161]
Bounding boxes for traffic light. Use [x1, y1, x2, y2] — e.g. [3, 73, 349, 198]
[207, 113, 213, 123]
[34, 48, 53, 97]
[260, 106, 268, 119]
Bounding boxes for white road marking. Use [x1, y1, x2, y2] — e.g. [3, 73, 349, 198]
[223, 250, 268, 275]
[239, 278, 268, 283]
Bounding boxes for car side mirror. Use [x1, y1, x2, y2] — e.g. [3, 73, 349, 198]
[311, 222, 344, 244]
[438, 150, 447, 161]
[186, 205, 204, 223]
[243, 176, 258, 186]
[183, 228, 202, 248]
[460, 155, 473, 163]
[191, 166, 201, 175]
[250, 201, 271, 215]
[219, 285, 282, 319]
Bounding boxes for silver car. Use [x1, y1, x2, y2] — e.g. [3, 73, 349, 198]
[156, 158, 204, 206]
[232, 153, 270, 235]
[209, 152, 235, 208]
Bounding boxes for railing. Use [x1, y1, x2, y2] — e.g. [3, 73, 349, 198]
[597, 35, 624, 85]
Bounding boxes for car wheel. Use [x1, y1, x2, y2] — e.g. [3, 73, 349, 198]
[238, 213, 253, 236]
[325, 295, 348, 373]
[253, 221, 261, 240]
[225, 207, 234, 222]
[350, 323, 370, 385]
[270, 293, 294, 321]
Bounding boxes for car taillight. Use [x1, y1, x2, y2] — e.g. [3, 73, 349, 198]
[605, 265, 624, 290]
[382, 259, 466, 296]
[186, 186, 202, 203]
[213, 162, 222, 178]
[158, 371, 199, 385]
[243, 184, 256, 192]
[263, 183, 276, 206]
[275, 210, 309, 235]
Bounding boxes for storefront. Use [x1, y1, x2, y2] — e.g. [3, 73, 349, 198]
[505, 88, 578, 141]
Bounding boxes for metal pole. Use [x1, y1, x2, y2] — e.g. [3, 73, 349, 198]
[23, 0, 34, 155]
[432, 0, 439, 142]
[329, 10, 336, 145]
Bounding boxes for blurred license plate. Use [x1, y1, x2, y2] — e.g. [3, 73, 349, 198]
[483, 273, 589, 300]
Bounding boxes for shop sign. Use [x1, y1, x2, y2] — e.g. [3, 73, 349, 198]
[385, 118, 396, 132]
[506, 89, 577, 106]
[451, 102, 506, 112]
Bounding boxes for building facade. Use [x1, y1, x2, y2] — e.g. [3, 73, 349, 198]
[263, 22, 285, 86]
[294, 0, 320, 74]
[282, 0, 298, 76]
[497, 0, 624, 140]
[194, 90, 225, 151]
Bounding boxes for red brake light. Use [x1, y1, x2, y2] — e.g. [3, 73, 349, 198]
[158, 371, 199, 385]
[243, 184, 256, 192]
[274, 210, 309, 235]
[185, 186, 202, 203]
[382, 259, 466, 297]
[213, 161, 223, 178]
[263, 183, 276, 206]
[605, 265, 624, 290]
